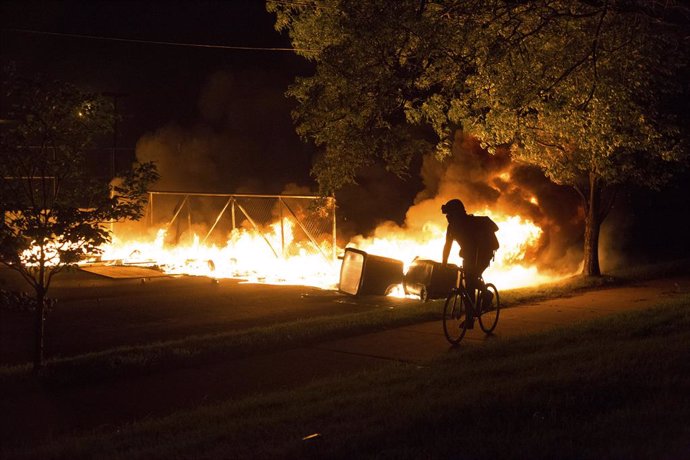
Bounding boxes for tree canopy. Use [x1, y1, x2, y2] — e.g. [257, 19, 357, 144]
[270, 0, 689, 275]
[269, 0, 689, 194]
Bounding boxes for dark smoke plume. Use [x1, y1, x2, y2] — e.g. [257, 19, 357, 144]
[136, 69, 313, 195]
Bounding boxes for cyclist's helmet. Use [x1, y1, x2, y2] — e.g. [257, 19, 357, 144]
[441, 199, 466, 216]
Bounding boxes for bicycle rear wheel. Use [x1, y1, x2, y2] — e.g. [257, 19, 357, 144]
[443, 289, 468, 344]
[478, 283, 500, 333]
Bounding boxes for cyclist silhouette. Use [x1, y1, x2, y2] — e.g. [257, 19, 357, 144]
[441, 199, 499, 328]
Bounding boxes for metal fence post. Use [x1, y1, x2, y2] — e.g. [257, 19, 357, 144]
[279, 197, 285, 257]
[140, 191, 336, 264]
[231, 198, 236, 230]
[186, 195, 192, 244]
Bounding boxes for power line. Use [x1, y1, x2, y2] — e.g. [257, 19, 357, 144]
[266, 0, 335, 9]
[2, 28, 316, 53]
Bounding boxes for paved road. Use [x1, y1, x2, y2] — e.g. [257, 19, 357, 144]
[2, 274, 689, 448]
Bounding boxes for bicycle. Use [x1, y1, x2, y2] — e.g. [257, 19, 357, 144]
[442, 268, 500, 344]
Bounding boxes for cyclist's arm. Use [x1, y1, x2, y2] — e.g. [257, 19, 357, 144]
[442, 231, 453, 265]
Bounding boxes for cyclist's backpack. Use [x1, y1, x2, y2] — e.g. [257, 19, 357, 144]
[471, 215, 500, 253]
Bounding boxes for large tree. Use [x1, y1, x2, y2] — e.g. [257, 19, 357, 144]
[0, 73, 158, 370]
[269, 0, 689, 275]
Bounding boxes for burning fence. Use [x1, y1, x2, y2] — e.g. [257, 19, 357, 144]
[91, 189, 568, 293]
[99, 192, 339, 288]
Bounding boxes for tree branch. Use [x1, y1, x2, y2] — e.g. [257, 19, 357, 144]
[580, 1, 608, 109]
[573, 183, 588, 211]
[598, 185, 617, 222]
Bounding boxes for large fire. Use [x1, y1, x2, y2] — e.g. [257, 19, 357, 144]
[95, 203, 562, 293]
[348, 210, 553, 290]
[100, 221, 339, 288]
[85, 130, 578, 294]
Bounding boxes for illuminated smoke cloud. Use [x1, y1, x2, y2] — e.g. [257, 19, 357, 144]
[353, 130, 586, 274]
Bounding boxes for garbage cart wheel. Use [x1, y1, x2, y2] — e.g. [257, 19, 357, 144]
[419, 286, 429, 302]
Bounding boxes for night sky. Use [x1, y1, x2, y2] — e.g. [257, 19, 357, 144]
[1, 0, 315, 192]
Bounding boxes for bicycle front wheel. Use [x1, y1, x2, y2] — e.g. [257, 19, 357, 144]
[478, 283, 500, 333]
[443, 289, 467, 344]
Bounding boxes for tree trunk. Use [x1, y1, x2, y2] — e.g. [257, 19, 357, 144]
[582, 173, 602, 276]
[33, 289, 46, 371]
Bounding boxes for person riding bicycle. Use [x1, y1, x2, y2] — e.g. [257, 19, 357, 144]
[441, 199, 499, 328]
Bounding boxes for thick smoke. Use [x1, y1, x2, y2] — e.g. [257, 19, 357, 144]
[124, 69, 317, 245]
[136, 69, 312, 195]
[349, 131, 587, 274]
[132, 67, 589, 275]
[335, 164, 423, 239]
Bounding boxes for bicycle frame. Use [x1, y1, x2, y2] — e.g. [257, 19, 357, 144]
[443, 266, 500, 344]
[456, 268, 482, 317]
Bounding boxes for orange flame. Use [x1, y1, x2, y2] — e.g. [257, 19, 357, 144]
[93, 206, 563, 292]
[348, 209, 557, 291]
[99, 220, 339, 288]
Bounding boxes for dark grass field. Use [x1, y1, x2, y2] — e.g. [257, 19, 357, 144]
[5, 295, 690, 459]
[0, 266, 414, 365]
[2, 261, 690, 458]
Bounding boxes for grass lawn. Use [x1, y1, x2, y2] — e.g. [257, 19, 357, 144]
[7, 294, 690, 459]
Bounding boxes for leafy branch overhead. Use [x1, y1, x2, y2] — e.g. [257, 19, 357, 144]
[269, 0, 688, 276]
[269, 0, 689, 194]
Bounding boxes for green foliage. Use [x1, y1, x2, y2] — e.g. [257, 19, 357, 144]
[269, 0, 448, 193]
[271, 0, 689, 275]
[269, 0, 689, 193]
[0, 73, 159, 294]
[447, 1, 689, 190]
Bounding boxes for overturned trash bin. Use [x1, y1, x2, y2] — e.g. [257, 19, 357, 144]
[339, 248, 404, 296]
[403, 258, 459, 301]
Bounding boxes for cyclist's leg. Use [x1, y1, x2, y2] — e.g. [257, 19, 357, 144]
[463, 267, 479, 328]
[474, 252, 493, 311]
[466, 250, 493, 319]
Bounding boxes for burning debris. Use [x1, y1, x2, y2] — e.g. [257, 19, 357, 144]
[98, 193, 340, 288]
[343, 132, 582, 290]
[74, 130, 585, 293]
